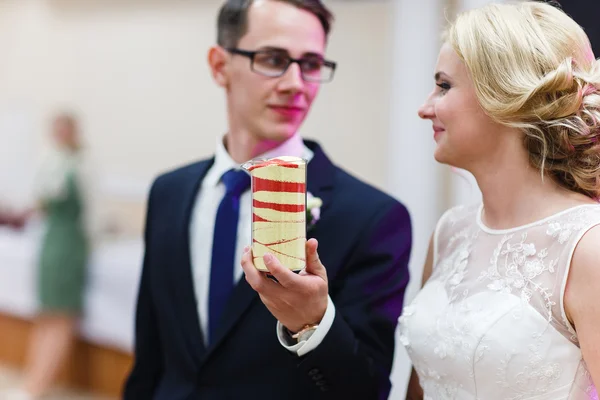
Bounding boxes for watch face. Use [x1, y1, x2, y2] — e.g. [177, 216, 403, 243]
[297, 327, 318, 342]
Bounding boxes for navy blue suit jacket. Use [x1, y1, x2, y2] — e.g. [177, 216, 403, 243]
[123, 140, 412, 400]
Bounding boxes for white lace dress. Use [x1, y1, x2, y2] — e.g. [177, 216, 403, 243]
[399, 204, 600, 399]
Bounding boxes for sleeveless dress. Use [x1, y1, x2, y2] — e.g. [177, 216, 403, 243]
[399, 204, 600, 399]
[37, 153, 89, 314]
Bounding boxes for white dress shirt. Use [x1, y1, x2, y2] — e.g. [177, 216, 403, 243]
[189, 134, 335, 356]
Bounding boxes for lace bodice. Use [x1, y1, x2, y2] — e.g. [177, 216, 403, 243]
[399, 204, 600, 399]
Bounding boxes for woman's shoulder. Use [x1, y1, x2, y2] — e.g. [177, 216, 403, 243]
[432, 203, 480, 259]
[436, 203, 480, 232]
[563, 222, 600, 341]
[563, 204, 600, 264]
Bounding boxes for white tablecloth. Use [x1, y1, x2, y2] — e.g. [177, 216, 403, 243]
[0, 223, 144, 353]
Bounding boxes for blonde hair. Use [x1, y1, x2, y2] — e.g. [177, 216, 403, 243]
[446, 1, 600, 199]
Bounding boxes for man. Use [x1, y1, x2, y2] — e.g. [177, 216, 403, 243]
[123, 0, 412, 399]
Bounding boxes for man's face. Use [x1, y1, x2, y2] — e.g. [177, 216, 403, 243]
[217, 0, 327, 143]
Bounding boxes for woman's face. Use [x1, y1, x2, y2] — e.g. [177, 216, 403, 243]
[418, 43, 505, 170]
[52, 117, 78, 150]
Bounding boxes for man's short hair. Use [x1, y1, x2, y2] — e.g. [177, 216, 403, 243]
[217, 0, 334, 48]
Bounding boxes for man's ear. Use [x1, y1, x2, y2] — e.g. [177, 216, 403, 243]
[208, 46, 229, 87]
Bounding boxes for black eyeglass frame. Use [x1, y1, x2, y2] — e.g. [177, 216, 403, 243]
[225, 47, 337, 83]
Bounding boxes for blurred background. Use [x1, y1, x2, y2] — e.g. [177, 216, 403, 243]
[0, 0, 595, 398]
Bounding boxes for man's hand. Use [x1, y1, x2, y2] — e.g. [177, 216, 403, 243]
[241, 238, 328, 333]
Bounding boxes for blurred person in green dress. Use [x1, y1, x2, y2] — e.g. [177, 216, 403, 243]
[3, 113, 91, 400]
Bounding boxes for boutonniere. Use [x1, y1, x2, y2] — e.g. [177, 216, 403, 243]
[306, 192, 322, 231]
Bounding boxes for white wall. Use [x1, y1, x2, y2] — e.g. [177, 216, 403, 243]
[0, 0, 396, 206]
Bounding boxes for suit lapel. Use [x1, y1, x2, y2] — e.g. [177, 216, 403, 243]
[171, 159, 213, 367]
[305, 140, 335, 239]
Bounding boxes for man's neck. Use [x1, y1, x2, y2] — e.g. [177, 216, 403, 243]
[224, 133, 295, 164]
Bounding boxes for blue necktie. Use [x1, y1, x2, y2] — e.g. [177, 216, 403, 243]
[208, 168, 251, 344]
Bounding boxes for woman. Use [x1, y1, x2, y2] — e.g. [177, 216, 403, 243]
[401, 2, 600, 399]
[5, 113, 91, 399]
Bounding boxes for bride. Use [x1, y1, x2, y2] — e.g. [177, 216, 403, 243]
[400, 2, 600, 399]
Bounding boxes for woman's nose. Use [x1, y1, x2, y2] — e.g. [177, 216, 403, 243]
[418, 96, 435, 120]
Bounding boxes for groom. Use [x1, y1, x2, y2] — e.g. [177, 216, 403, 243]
[123, 0, 412, 399]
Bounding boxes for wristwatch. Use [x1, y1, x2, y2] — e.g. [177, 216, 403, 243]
[289, 324, 319, 343]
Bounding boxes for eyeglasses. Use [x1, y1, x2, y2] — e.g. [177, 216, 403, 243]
[225, 48, 337, 83]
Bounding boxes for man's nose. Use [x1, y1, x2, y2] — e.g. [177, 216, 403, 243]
[278, 62, 305, 92]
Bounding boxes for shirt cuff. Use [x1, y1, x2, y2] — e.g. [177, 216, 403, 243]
[276, 295, 336, 357]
